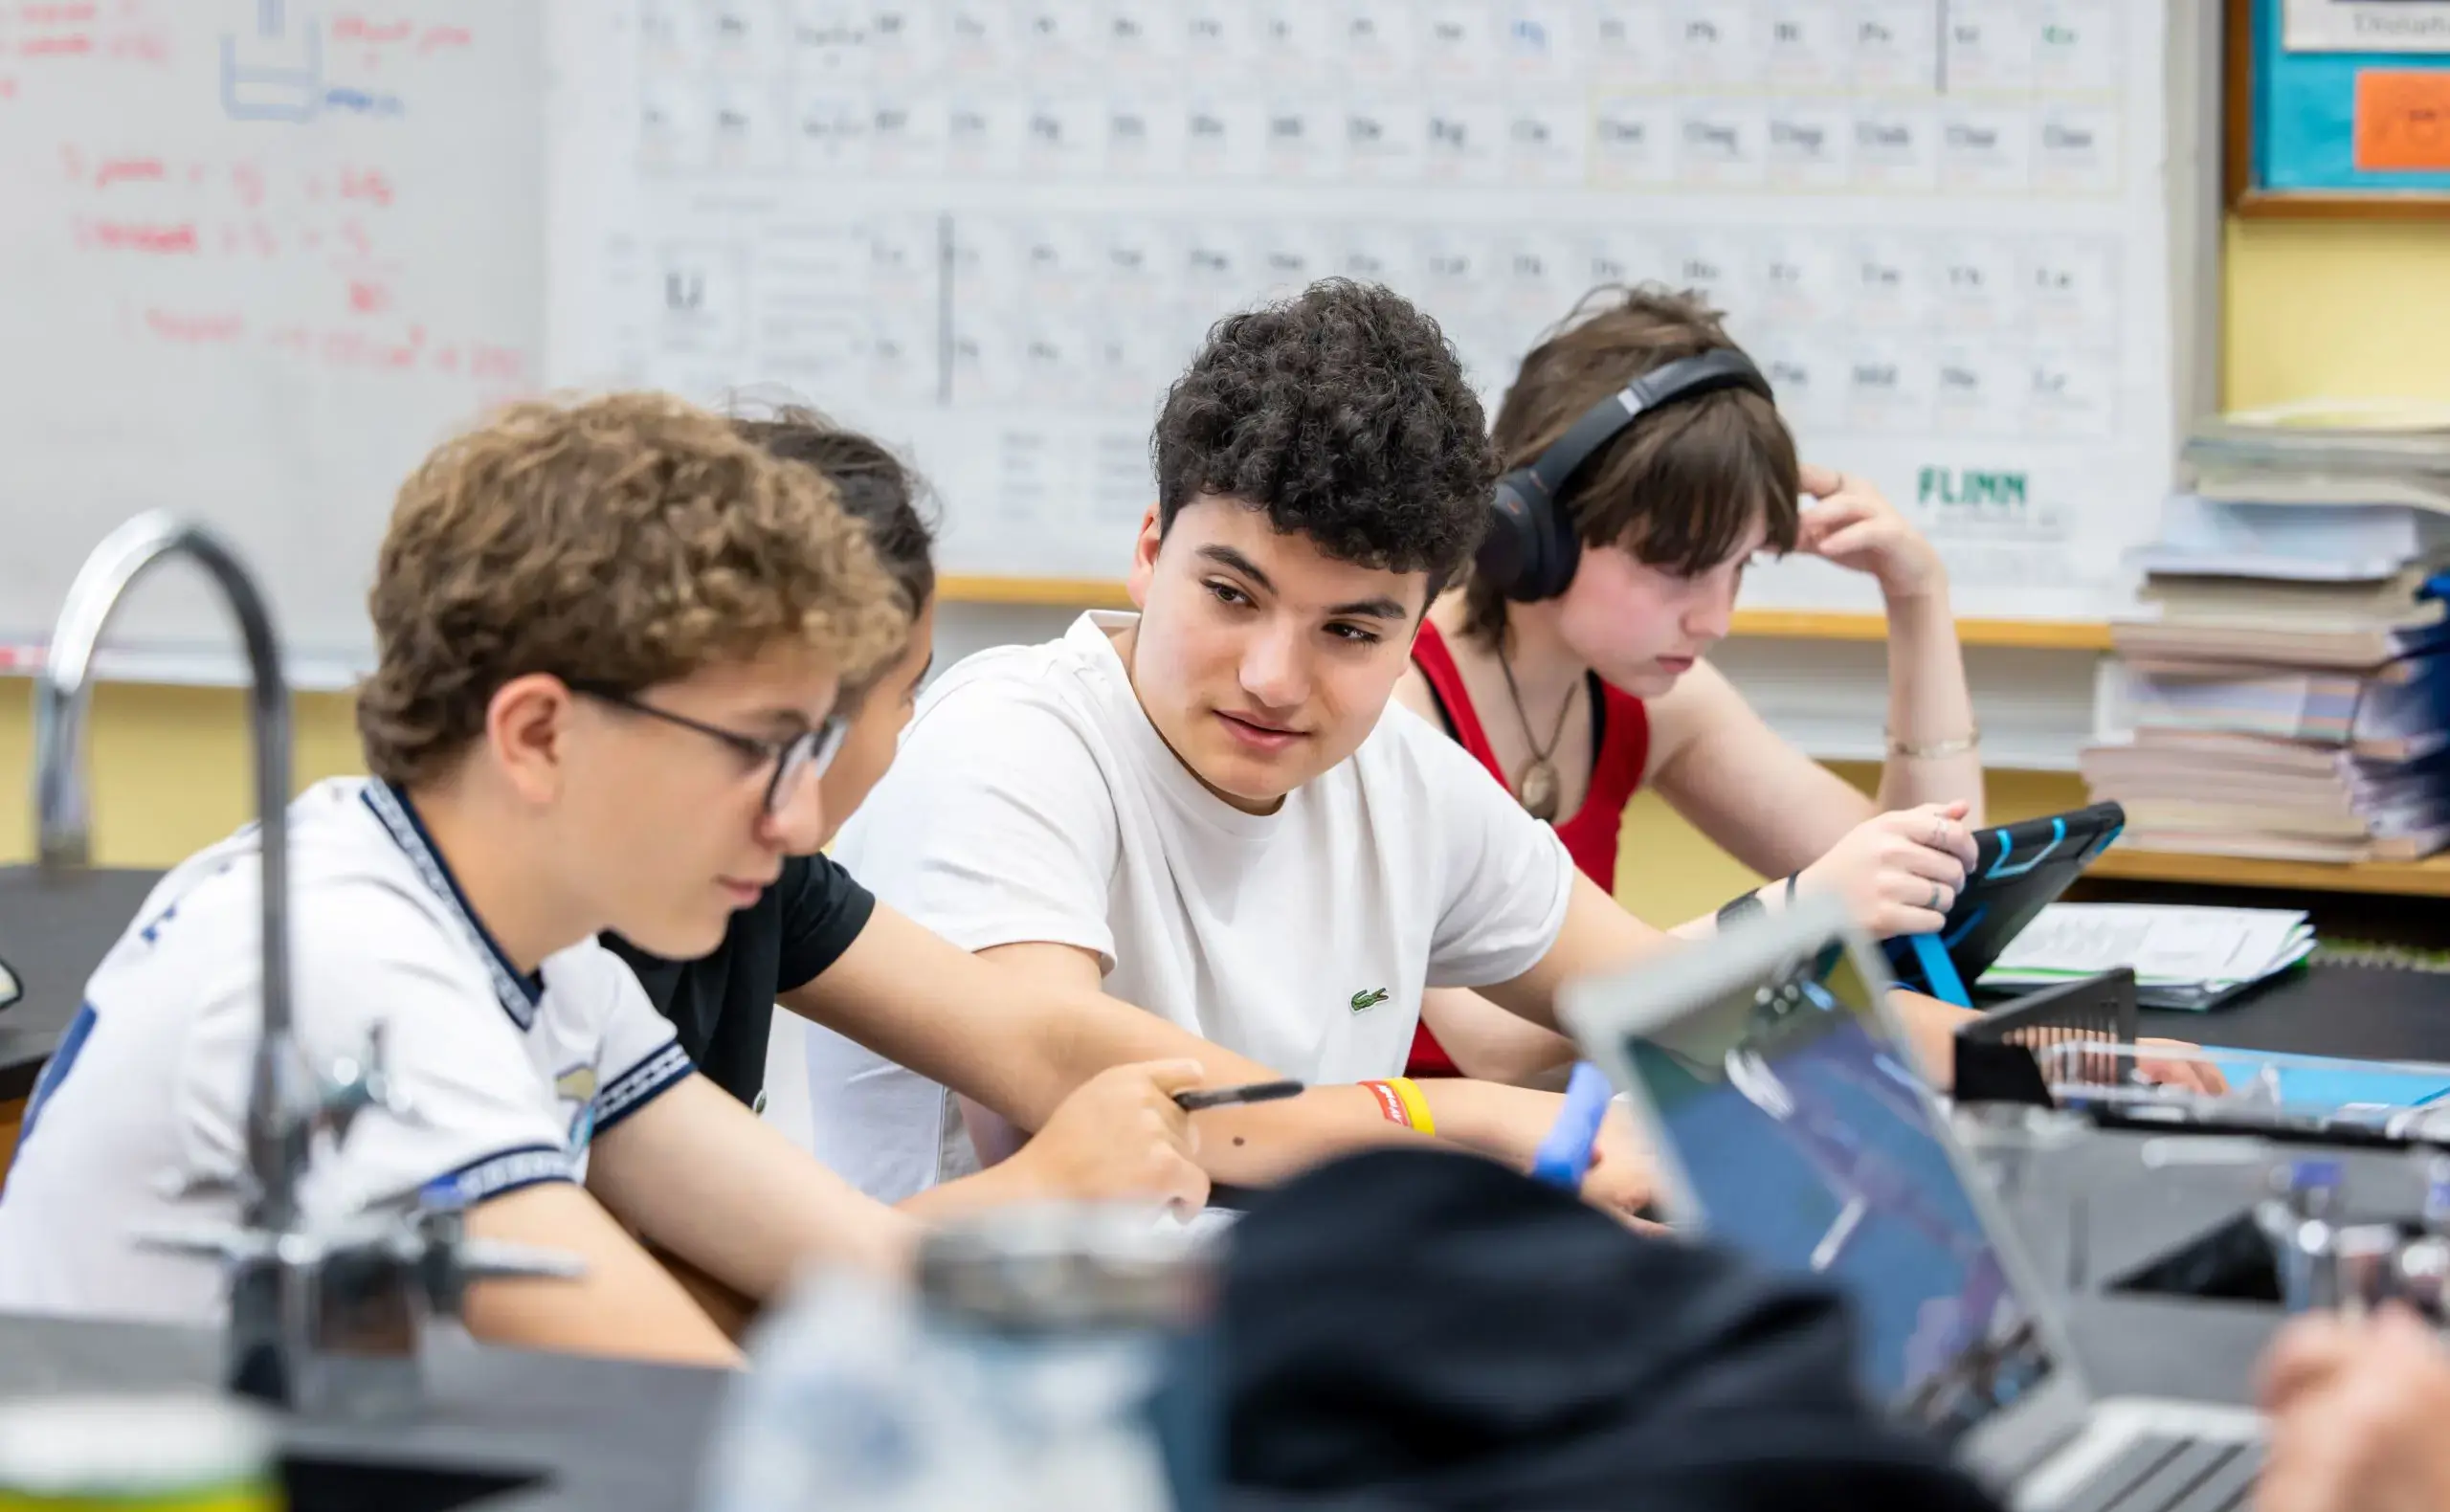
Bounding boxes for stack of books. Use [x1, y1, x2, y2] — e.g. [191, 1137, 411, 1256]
[2084, 404, 2450, 864]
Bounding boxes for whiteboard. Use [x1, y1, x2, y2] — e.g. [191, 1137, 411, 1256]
[546, 1, 2218, 623]
[0, 0, 541, 664]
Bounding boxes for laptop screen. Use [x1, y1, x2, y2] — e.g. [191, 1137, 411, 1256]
[1621, 944, 2060, 1444]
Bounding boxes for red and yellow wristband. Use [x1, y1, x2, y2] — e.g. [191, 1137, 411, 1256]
[1359, 1076, 1436, 1136]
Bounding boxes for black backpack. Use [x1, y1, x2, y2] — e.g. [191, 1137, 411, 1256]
[1217, 1147, 2007, 1512]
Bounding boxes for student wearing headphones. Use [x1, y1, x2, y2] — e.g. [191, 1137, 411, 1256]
[1387, 284, 1991, 1085]
[801, 278, 2005, 1212]
[1397, 286, 2223, 1094]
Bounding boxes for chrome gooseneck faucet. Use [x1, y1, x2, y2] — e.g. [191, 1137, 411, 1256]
[33, 511, 577, 1418]
[35, 511, 307, 1233]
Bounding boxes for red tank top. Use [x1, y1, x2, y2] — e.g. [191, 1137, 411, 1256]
[1405, 618, 1651, 1077]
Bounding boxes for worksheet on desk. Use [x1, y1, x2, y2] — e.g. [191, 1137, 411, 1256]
[545, 2, 2176, 622]
[1982, 902, 2315, 989]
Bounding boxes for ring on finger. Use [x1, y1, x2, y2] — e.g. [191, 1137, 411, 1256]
[1927, 883, 1945, 912]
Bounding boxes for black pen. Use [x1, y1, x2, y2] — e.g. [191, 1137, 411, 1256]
[1173, 1079, 1305, 1111]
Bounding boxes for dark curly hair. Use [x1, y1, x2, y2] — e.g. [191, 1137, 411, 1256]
[1152, 278, 1498, 603]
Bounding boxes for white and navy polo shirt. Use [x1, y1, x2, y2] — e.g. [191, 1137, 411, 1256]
[0, 777, 693, 1325]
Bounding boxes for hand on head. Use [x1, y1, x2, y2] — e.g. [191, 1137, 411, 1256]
[1795, 464, 1946, 601]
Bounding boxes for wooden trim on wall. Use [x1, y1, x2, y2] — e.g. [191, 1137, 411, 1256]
[2225, 0, 2258, 211]
[1719, 611, 2115, 652]
[2090, 848, 2450, 899]
[0, 1098, 23, 1179]
[937, 574, 1133, 609]
[2232, 189, 2450, 220]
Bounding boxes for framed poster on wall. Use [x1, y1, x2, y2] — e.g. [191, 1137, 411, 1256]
[2284, 0, 2450, 53]
[2235, 0, 2450, 212]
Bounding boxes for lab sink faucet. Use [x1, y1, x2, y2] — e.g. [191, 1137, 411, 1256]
[33, 511, 576, 1419]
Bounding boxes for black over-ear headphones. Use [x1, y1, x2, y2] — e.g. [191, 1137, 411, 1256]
[1475, 347, 1776, 603]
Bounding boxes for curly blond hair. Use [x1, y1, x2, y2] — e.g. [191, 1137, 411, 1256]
[357, 392, 906, 786]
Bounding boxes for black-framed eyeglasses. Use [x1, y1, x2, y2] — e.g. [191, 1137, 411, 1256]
[569, 682, 849, 815]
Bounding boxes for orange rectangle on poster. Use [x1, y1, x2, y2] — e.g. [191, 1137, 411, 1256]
[2354, 68, 2450, 172]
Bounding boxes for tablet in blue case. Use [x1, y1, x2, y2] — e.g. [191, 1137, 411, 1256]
[1884, 803, 2127, 1008]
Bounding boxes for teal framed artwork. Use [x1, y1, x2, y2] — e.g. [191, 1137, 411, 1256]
[2233, 0, 2450, 214]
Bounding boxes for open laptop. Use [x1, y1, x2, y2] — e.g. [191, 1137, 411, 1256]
[1559, 896, 2263, 1512]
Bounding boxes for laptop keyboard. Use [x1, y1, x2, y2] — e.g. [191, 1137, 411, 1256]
[2057, 1434, 2262, 1512]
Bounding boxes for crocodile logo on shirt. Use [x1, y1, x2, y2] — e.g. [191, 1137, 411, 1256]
[555, 1063, 601, 1151]
[1349, 988, 1390, 1013]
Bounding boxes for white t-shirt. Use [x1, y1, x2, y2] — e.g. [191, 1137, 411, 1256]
[804, 610, 1575, 1202]
[0, 778, 693, 1325]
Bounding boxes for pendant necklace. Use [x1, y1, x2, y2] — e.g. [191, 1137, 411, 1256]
[1497, 649, 1575, 822]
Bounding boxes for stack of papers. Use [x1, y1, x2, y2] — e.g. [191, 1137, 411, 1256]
[1977, 903, 2318, 1012]
[2110, 654, 2450, 748]
[2185, 399, 2450, 516]
[2085, 407, 2450, 863]
[2079, 718, 2450, 864]
[2132, 495, 2450, 584]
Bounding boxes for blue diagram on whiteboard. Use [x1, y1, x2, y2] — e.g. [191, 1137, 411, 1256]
[220, 0, 406, 123]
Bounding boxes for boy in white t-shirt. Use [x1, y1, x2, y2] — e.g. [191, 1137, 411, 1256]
[0, 394, 1215, 1367]
[811, 279, 1993, 1204]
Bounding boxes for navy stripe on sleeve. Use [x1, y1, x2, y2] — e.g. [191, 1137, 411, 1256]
[421, 1144, 577, 1210]
[594, 1041, 694, 1137]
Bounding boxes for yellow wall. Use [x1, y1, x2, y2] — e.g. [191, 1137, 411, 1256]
[0, 215, 2432, 924]
[2222, 218, 2450, 410]
[0, 687, 364, 868]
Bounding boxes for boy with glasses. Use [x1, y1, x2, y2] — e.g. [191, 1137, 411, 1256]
[0, 394, 1212, 1367]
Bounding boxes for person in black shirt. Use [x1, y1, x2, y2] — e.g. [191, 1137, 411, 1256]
[612, 851, 872, 1115]
[607, 411, 934, 1111]
[603, 412, 1217, 1214]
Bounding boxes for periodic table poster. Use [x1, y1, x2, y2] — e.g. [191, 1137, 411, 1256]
[546, 2, 2183, 620]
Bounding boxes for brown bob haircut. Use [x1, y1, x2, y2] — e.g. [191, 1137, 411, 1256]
[1461, 284, 1801, 646]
